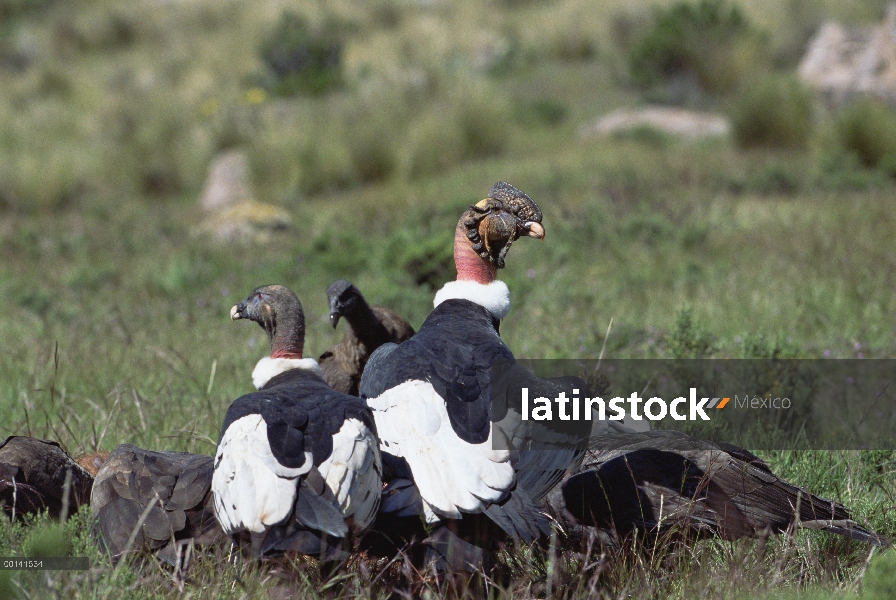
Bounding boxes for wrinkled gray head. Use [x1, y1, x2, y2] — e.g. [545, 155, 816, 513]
[326, 279, 363, 328]
[230, 284, 305, 356]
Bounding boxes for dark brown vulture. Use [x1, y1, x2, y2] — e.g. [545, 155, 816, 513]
[215, 285, 381, 559]
[359, 182, 588, 574]
[318, 280, 415, 396]
[0, 436, 93, 520]
[556, 430, 888, 547]
[90, 444, 222, 563]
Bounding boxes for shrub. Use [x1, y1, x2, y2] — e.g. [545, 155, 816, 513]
[833, 99, 896, 170]
[628, 0, 767, 95]
[260, 11, 346, 97]
[863, 550, 896, 600]
[515, 98, 568, 128]
[667, 307, 715, 359]
[0, 0, 57, 21]
[816, 149, 889, 191]
[731, 75, 813, 149]
[384, 224, 453, 289]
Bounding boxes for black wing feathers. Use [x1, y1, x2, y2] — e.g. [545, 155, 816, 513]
[358, 342, 400, 400]
[219, 368, 375, 471]
[360, 299, 512, 445]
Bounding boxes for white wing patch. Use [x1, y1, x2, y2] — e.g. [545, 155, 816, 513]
[366, 380, 514, 522]
[315, 418, 382, 531]
[212, 414, 312, 534]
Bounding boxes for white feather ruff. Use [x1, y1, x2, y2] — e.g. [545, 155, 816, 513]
[366, 380, 514, 522]
[433, 280, 511, 320]
[316, 418, 383, 531]
[212, 414, 311, 534]
[251, 357, 322, 389]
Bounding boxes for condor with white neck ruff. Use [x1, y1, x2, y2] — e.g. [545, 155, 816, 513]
[212, 285, 382, 558]
[360, 182, 588, 571]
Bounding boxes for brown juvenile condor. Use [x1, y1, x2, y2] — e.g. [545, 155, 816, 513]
[318, 280, 414, 396]
[214, 285, 382, 559]
[557, 430, 888, 547]
[359, 182, 590, 574]
[90, 445, 222, 563]
[0, 436, 93, 520]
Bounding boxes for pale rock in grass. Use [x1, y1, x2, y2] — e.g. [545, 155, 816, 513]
[798, 5, 896, 107]
[579, 106, 729, 140]
[200, 150, 253, 211]
[196, 149, 291, 242]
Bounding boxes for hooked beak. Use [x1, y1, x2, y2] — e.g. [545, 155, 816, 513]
[523, 221, 545, 240]
[328, 295, 343, 328]
[230, 302, 247, 321]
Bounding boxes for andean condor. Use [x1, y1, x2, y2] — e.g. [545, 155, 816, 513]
[212, 285, 382, 559]
[90, 445, 222, 563]
[0, 436, 93, 520]
[318, 280, 415, 396]
[557, 430, 888, 546]
[359, 182, 591, 571]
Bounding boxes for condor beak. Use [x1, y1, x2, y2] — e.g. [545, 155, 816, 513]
[230, 303, 245, 321]
[328, 296, 342, 328]
[523, 222, 545, 240]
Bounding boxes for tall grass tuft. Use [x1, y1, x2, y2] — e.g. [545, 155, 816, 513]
[259, 11, 347, 97]
[833, 100, 896, 171]
[730, 75, 814, 149]
[863, 551, 896, 600]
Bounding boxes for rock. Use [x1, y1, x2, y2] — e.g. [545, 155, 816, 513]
[199, 150, 254, 211]
[197, 201, 292, 243]
[579, 106, 729, 139]
[798, 5, 896, 107]
[197, 149, 291, 242]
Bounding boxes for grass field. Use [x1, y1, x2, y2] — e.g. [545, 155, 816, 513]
[2, 0, 896, 597]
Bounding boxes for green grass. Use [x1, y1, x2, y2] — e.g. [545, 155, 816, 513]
[2, 0, 896, 597]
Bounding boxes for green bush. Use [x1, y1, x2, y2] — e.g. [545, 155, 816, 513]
[863, 551, 896, 600]
[515, 98, 568, 128]
[260, 11, 346, 97]
[833, 100, 896, 170]
[667, 307, 715, 359]
[731, 75, 813, 148]
[816, 149, 890, 190]
[628, 0, 767, 95]
[0, 0, 57, 20]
